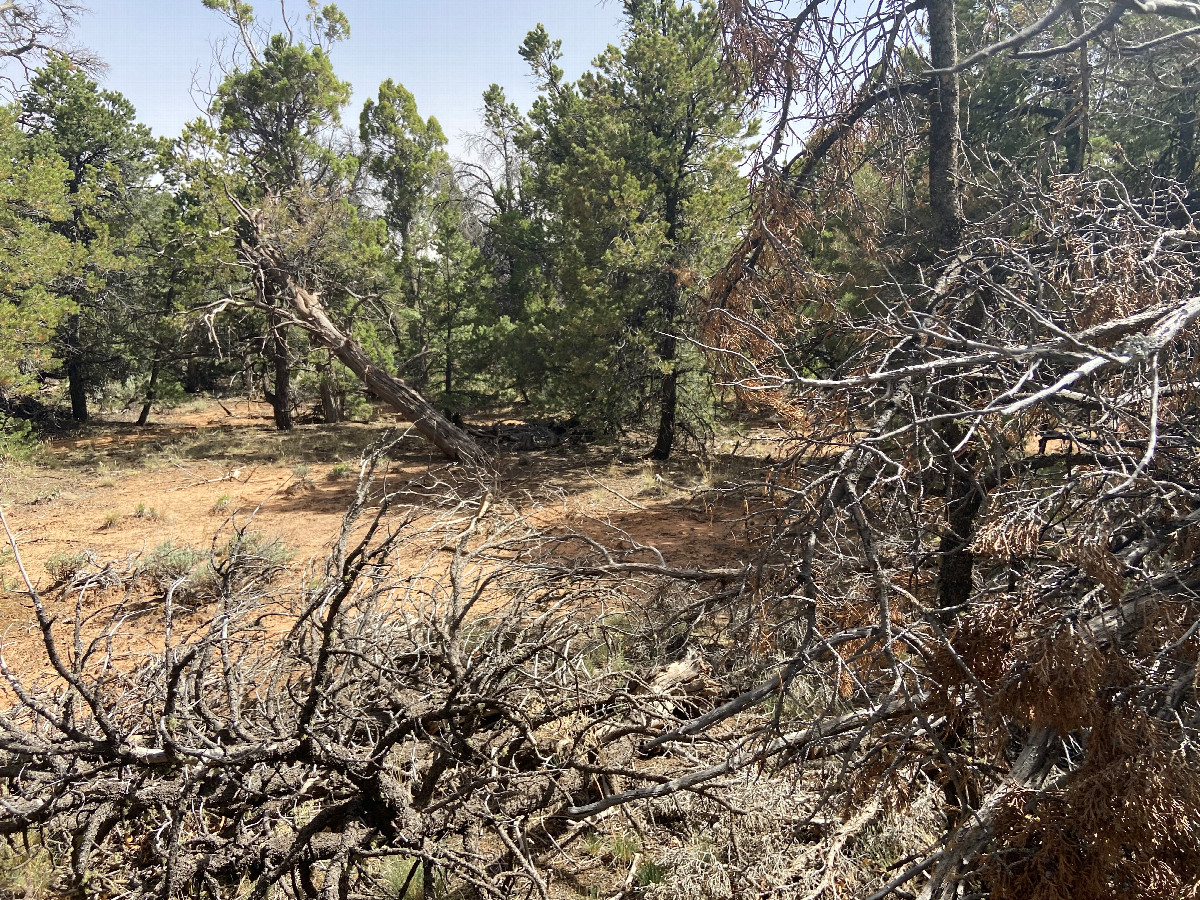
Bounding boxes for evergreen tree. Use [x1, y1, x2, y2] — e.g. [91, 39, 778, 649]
[504, 0, 749, 456]
[360, 79, 448, 254]
[206, 0, 352, 428]
[19, 57, 156, 422]
[0, 106, 72, 403]
[360, 78, 450, 389]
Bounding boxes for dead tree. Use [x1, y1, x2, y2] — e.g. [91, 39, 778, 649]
[221, 194, 491, 469]
[0, 1, 94, 95]
[0, 440, 743, 899]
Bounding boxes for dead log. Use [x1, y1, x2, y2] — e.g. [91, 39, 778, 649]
[639, 649, 719, 722]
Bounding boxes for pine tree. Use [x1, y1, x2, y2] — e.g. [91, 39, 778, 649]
[19, 57, 156, 422]
[0, 107, 73, 404]
[505, 0, 750, 456]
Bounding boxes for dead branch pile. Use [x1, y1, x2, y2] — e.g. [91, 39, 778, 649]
[689, 168, 1200, 899]
[0, 442, 766, 899]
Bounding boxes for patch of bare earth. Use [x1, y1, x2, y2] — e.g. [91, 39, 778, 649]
[0, 401, 752, 672]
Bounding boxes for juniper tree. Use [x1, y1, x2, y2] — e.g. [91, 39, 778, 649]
[19, 57, 156, 421]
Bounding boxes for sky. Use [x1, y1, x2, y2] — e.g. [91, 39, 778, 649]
[70, 1, 628, 156]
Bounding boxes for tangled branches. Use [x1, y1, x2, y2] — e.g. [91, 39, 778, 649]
[688, 171, 1200, 898]
[0, 1, 94, 95]
[0, 443, 747, 899]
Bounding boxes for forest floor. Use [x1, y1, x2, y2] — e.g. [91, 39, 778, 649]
[0, 398, 777, 672]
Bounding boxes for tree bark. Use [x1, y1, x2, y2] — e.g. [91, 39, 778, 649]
[65, 313, 87, 423]
[67, 356, 88, 423]
[267, 312, 293, 431]
[927, 0, 976, 610]
[319, 373, 343, 424]
[928, 0, 963, 251]
[137, 360, 160, 427]
[650, 185, 686, 462]
[1063, 0, 1091, 175]
[650, 333, 678, 462]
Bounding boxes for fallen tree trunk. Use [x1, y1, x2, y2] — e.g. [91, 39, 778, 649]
[251, 243, 491, 469]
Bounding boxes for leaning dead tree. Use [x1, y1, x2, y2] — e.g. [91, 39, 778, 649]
[189, 0, 490, 467]
[228, 194, 491, 468]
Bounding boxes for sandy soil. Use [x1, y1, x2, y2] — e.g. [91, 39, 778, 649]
[0, 401, 753, 672]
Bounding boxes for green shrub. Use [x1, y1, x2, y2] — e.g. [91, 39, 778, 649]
[132, 503, 164, 522]
[98, 375, 186, 415]
[44, 550, 91, 584]
[0, 839, 56, 898]
[637, 859, 668, 886]
[0, 415, 38, 461]
[139, 542, 205, 590]
[380, 858, 425, 899]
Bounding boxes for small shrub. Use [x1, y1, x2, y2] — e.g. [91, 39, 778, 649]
[189, 531, 293, 599]
[608, 831, 643, 864]
[99, 510, 123, 530]
[23, 488, 61, 505]
[98, 375, 187, 416]
[210, 494, 233, 516]
[44, 551, 91, 584]
[344, 393, 373, 422]
[139, 542, 205, 590]
[132, 503, 163, 522]
[327, 462, 353, 480]
[581, 833, 607, 858]
[0, 839, 56, 899]
[0, 415, 39, 461]
[636, 859, 668, 887]
[380, 858, 424, 899]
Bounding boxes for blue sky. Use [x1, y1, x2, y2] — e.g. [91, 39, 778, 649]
[72, 1, 626, 154]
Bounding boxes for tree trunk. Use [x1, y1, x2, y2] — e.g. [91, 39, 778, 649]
[411, 262, 430, 389]
[1063, 0, 1091, 175]
[935, 425, 983, 612]
[928, 0, 963, 251]
[267, 312, 293, 431]
[137, 361, 160, 427]
[444, 293, 454, 399]
[65, 313, 88, 423]
[651, 187, 685, 462]
[67, 356, 88, 423]
[650, 333, 678, 462]
[935, 294, 986, 614]
[259, 258, 489, 468]
[927, 0, 976, 612]
[1174, 65, 1199, 183]
[319, 373, 343, 425]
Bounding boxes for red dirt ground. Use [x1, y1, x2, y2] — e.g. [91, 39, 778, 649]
[0, 401, 753, 673]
